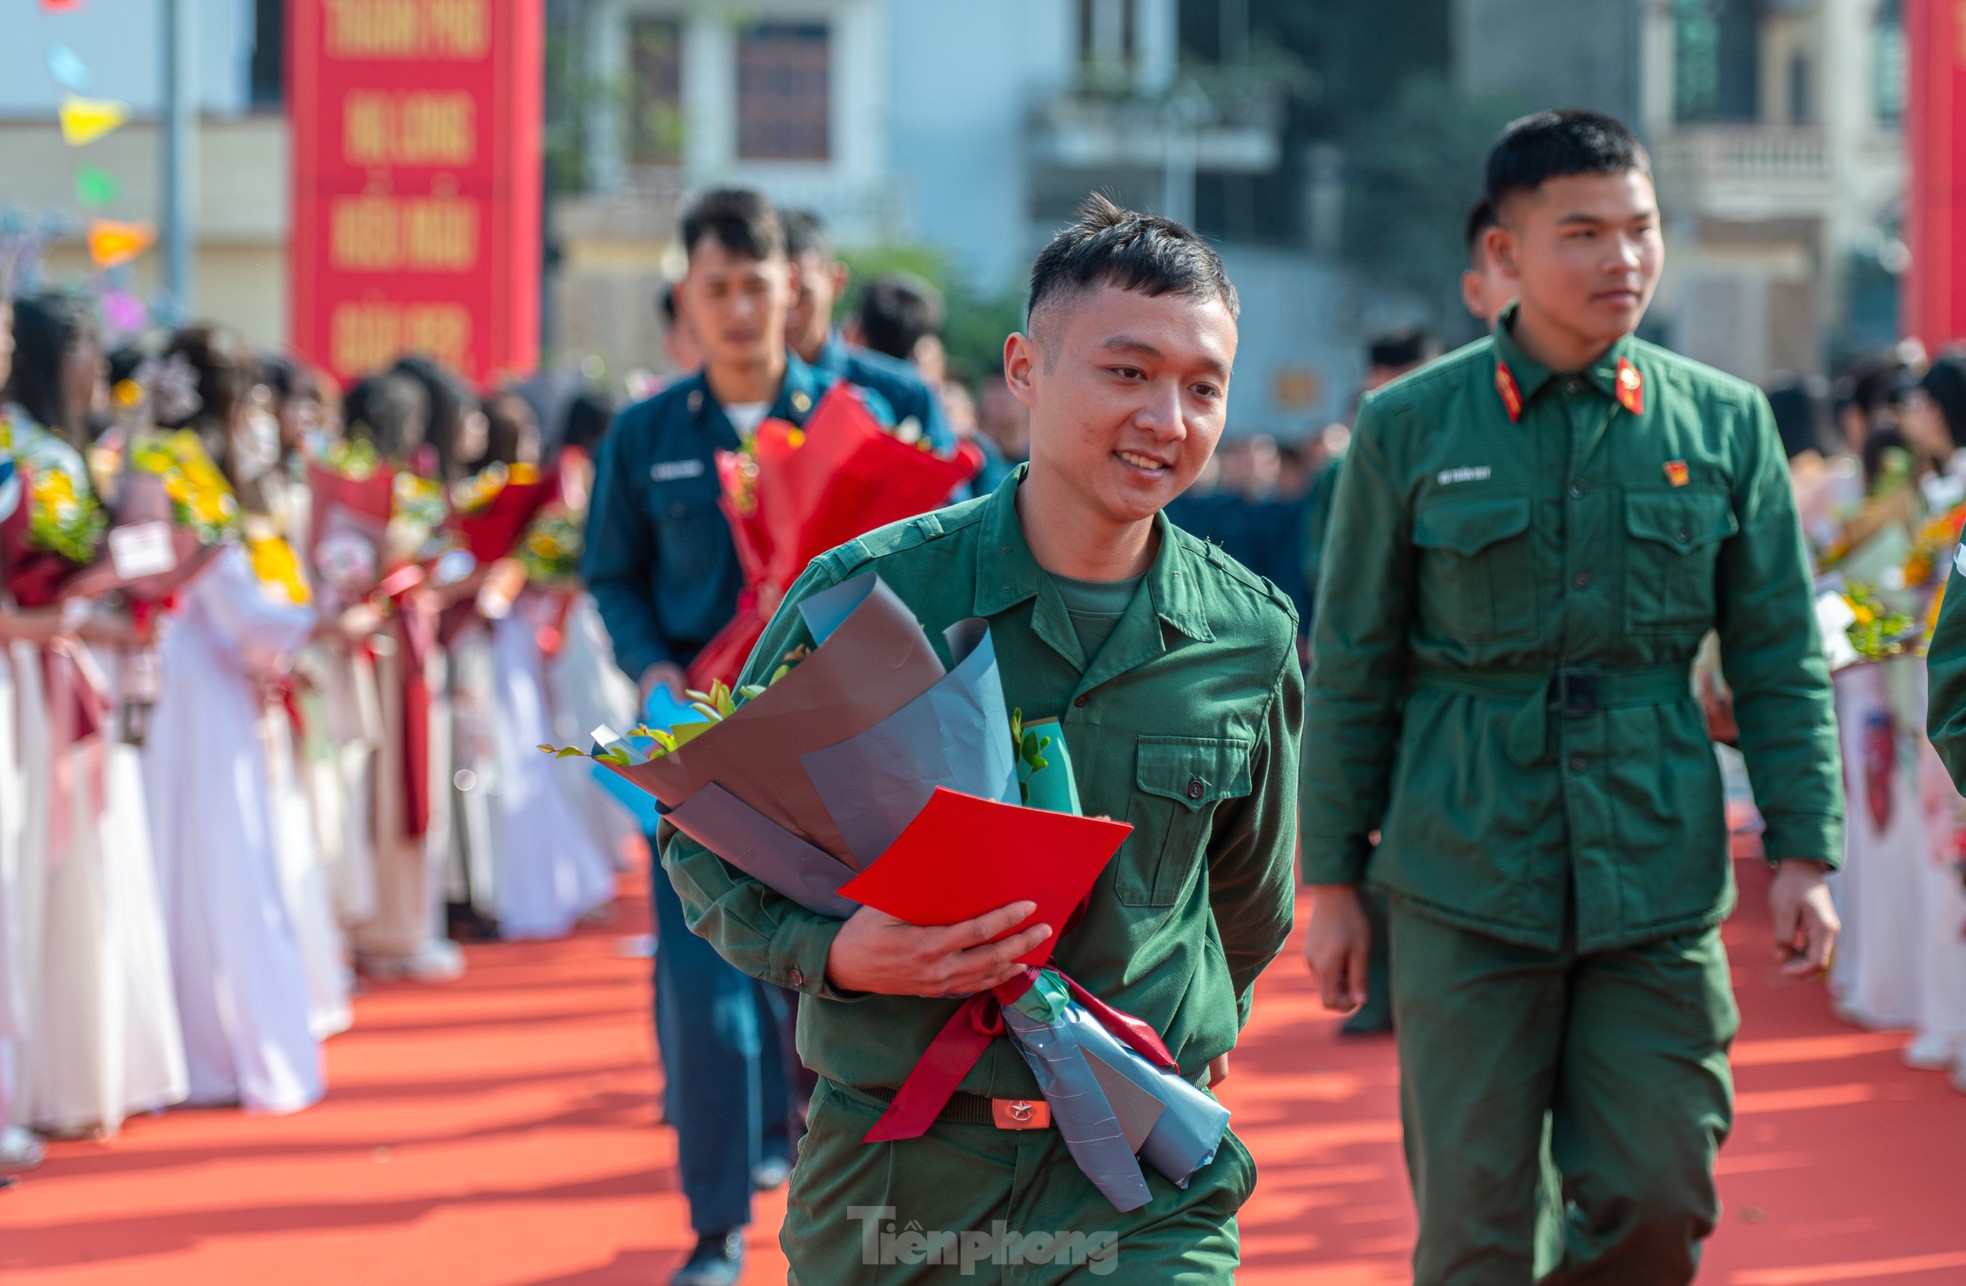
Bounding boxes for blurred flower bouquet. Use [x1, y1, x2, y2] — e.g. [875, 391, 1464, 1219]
[517, 508, 583, 588]
[445, 460, 557, 565]
[1, 465, 110, 605]
[547, 573, 1229, 1212]
[1842, 582, 1920, 662]
[686, 385, 982, 689]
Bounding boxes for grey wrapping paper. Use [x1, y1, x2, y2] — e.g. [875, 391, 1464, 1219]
[1062, 1001, 1231, 1188]
[663, 783, 859, 919]
[1003, 994, 1156, 1212]
[799, 618, 1019, 870]
[610, 573, 945, 865]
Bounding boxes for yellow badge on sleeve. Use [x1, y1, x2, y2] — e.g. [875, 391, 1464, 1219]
[1664, 459, 1690, 488]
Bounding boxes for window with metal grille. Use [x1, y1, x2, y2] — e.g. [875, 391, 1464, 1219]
[737, 22, 830, 161]
[630, 16, 685, 165]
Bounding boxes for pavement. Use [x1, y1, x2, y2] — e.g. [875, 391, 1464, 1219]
[3, 858, 1964, 1284]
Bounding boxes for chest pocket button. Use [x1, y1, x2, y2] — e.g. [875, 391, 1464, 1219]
[1120, 737, 1253, 907]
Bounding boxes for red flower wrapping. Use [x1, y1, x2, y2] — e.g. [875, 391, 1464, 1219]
[688, 385, 982, 688]
[0, 465, 85, 608]
[445, 468, 561, 566]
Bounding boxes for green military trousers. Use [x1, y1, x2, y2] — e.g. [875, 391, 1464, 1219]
[781, 1078, 1255, 1284]
[1388, 899, 1738, 1286]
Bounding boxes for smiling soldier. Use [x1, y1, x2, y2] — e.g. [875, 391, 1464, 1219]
[1301, 111, 1843, 1284]
[664, 195, 1302, 1283]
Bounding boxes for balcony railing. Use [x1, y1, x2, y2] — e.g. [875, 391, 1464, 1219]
[1030, 85, 1284, 174]
[1658, 124, 1831, 186]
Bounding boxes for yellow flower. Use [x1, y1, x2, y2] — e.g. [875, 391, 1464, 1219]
[247, 535, 312, 605]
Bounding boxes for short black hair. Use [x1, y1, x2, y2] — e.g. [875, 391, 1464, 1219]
[680, 188, 783, 263]
[781, 208, 831, 261]
[559, 390, 614, 456]
[1465, 198, 1498, 257]
[1486, 110, 1652, 213]
[659, 281, 681, 328]
[854, 273, 943, 362]
[1921, 353, 1966, 452]
[1764, 376, 1834, 460]
[1368, 329, 1439, 370]
[1026, 193, 1238, 329]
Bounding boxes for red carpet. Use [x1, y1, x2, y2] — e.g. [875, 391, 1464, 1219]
[2, 859, 1962, 1284]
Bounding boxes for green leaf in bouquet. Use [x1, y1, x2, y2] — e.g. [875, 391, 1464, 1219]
[594, 746, 635, 768]
[553, 746, 589, 759]
[668, 720, 715, 749]
[536, 743, 556, 753]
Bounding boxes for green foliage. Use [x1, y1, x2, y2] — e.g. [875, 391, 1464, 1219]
[1341, 74, 1533, 314]
[836, 244, 1026, 384]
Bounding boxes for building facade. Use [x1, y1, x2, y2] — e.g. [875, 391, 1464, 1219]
[1459, 0, 1907, 380]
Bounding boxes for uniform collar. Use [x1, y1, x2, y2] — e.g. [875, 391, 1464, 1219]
[1491, 302, 1643, 418]
[686, 351, 827, 428]
[810, 330, 850, 377]
[971, 464, 1215, 666]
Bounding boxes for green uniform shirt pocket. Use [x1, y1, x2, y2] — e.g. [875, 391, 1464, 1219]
[1623, 487, 1736, 633]
[1411, 494, 1536, 643]
[1118, 736, 1253, 907]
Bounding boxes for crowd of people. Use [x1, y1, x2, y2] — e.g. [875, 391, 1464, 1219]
[5, 104, 1966, 1286]
[0, 283, 647, 1176]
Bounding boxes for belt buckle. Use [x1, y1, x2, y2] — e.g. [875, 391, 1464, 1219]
[991, 1098, 1051, 1130]
[1553, 668, 1601, 719]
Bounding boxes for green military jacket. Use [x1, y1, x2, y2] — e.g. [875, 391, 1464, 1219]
[1300, 312, 1842, 954]
[664, 466, 1303, 1098]
[1927, 554, 1966, 788]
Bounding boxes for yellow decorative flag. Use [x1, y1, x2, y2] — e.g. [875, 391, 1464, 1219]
[88, 220, 154, 268]
[59, 94, 128, 146]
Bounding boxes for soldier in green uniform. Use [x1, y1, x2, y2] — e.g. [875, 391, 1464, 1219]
[1300, 111, 1843, 1284]
[1927, 535, 1966, 787]
[664, 195, 1301, 1283]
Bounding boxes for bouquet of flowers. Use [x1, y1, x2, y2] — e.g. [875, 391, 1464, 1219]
[547, 573, 1229, 1212]
[126, 430, 241, 545]
[0, 464, 109, 606]
[1841, 581, 1920, 661]
[445, 461, 558, 565]
[517, 507, 584, 588]
[686, 385, 982, 689]
[305, 443, 455, 605]
[55, 431, 237, 608]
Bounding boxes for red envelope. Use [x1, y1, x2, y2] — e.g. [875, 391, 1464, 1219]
[838, 788, 1132, 966]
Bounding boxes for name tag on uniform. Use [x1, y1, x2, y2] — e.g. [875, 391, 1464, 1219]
[1436, 466, 1491, 486]
[1955, 544, 1966, 578]
[649, 458, 706, 483]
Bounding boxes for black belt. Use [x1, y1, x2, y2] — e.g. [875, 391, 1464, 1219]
[857, 1084, 1052, 1130]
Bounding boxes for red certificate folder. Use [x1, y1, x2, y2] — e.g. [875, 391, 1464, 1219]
[838, 787, 1132, 966]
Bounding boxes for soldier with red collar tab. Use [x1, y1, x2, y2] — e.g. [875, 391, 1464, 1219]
[1301, 111, 1842, 1284]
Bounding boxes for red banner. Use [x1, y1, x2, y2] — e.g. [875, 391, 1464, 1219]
[1905, 0, 1966, 350]
[289, 0, 543, 388]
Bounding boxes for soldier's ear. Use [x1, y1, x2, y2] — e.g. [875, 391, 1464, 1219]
[1002, 332, 1040, 410]
[1485, 224, 1519, 279]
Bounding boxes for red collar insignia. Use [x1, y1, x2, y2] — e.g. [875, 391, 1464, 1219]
[1494, 359, 1524, 423]
[1615, 358, 1644, 416]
